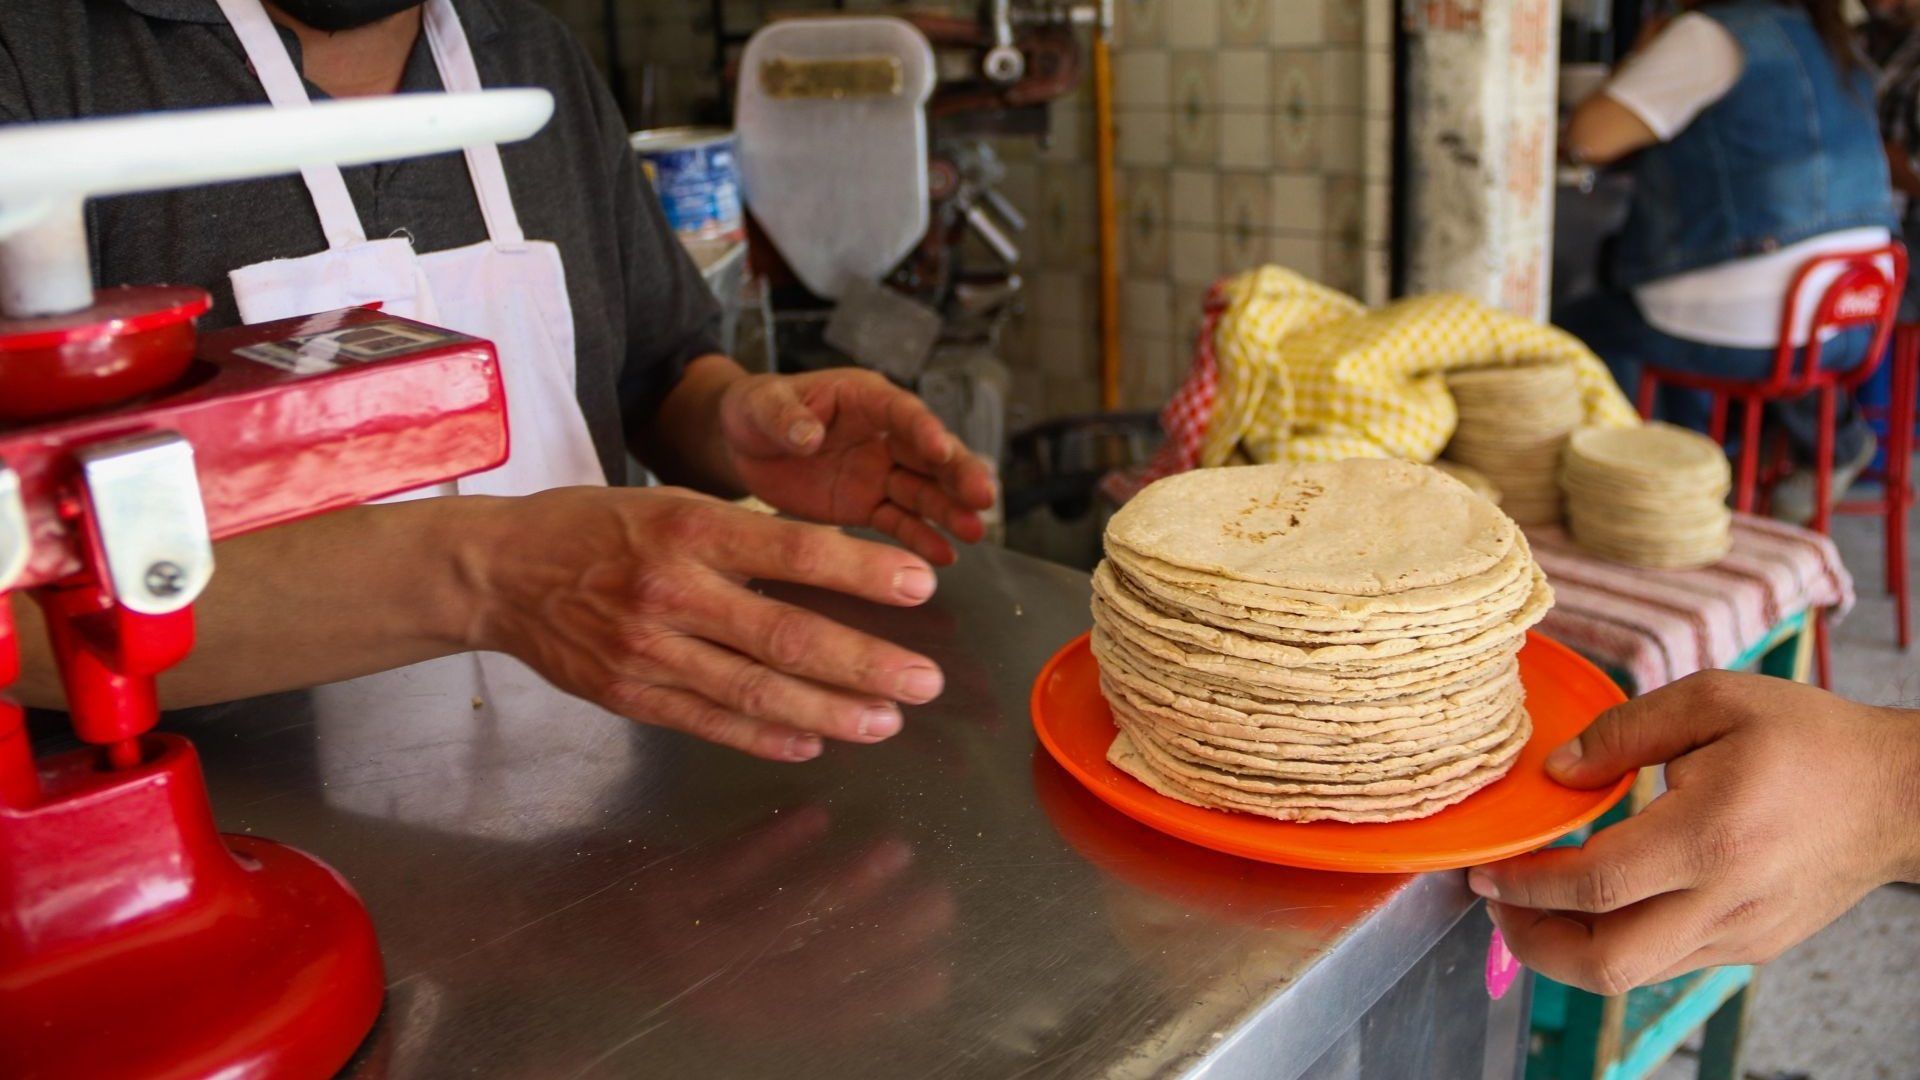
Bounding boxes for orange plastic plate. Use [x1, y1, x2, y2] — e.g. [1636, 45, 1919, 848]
[1030, 630, 1633, 873]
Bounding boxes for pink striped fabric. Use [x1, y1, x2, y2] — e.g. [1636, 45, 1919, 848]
[1528, 515, 1855, 693]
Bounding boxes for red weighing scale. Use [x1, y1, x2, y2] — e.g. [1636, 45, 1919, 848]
[0, 92, 551, 1078]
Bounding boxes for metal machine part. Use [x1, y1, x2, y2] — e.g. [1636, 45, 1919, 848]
[0, 465, 25, 593]
[75, 433, 214, 616]
[983, 0, 1027, 83]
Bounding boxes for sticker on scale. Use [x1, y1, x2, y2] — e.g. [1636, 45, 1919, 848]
[234, 322, 457, 375]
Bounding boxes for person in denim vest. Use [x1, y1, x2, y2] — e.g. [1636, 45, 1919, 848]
[1557, 0, 1898, 524]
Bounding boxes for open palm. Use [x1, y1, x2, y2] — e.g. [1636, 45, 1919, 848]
[720, 369, 996, 565]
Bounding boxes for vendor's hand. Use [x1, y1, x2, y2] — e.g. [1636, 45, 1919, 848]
[719, 369, 997, 566]
[1470, 672, 1920, 995]
[464, 486, 948, 761]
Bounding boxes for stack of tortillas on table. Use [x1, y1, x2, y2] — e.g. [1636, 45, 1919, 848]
[1560, 422, 1733, 570]
[1443, 365, 1584, 526]
[1091, 459, 1552, 823]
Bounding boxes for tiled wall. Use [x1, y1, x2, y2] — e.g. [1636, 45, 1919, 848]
[1004, 0, 1398, 422]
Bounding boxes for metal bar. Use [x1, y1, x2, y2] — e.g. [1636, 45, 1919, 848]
[1093, 27, 1121, 410]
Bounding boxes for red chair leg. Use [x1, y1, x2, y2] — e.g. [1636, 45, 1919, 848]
[1814, 609, 1832, 689]
[1813, 385, 1838, 537]
[1891, 339, 1916, 649]
[1709, 393, 1730, 445]
[1637, 373, 1659, 422]
[1735, 396, 1765, 515]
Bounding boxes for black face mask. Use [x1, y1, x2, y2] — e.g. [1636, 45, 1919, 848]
[270, 0, 421, 32]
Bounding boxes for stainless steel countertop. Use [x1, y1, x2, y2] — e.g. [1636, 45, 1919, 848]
[162, 543, 1478, 1079]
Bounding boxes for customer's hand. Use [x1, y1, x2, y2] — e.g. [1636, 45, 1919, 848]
[463, 486, 949, 761]
[1470, 671, 1920, 995]
[718, 369, 997, 566]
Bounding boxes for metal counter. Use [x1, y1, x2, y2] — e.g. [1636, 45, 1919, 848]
[152, 544, 1522, 1079]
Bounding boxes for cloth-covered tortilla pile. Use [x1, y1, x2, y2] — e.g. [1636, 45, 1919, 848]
[1091, 459, 1553, 823]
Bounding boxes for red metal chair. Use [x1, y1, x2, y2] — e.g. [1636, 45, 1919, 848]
[1636, 244, 1910, 688]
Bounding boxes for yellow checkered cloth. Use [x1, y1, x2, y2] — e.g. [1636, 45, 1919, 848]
[1201, 267, 1640, 467]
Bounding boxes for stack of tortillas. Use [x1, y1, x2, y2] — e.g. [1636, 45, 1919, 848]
[1431, 459, 1503, 507]
[1443, 365, 1583, 526]
[1560, 422, 1733, 570]
[1091, 459, 1552, 823]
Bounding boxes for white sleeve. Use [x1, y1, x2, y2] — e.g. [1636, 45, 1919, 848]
[1600, 14, 1746, 141]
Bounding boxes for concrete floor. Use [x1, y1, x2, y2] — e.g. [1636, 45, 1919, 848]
[1653, 509, 1920, 1080]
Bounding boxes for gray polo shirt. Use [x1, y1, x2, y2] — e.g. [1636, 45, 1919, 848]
[0, 0, 722, 484]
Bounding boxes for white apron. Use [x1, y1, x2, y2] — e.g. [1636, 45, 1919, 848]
[217, 0, 606, 499]
[217, 0, 644, 835]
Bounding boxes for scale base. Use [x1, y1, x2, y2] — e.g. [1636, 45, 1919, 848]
[0, 734, 384, 1079]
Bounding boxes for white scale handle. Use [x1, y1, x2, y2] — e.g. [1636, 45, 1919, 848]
[0, 89, 554, 318]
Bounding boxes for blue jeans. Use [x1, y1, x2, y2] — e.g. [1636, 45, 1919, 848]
[1554, 289, 1876, 465]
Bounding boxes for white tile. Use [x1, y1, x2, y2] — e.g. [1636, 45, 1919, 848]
[1218, 110, 1272, 169]
[1171, 227, 1224, 284]
[1269, 171, 1326, 233]
[1115, 49, 1171, 107]
[1321, 112, 1362, 175]
[1364, 114, 1394, 181]
[1326, 0, 1364, 42]
[1221, 171, 1270, 233]
[1364, 0, 1393, 48]
[1217, 49, 1271, 109]
[1364, 45, 1394, 115]
[1034, 270, 1091, 328]
[1171, 106, 1219, 166]
[1323, 47, 1363, 112]
[1036, 320, 1092, 379]
[1165, 0, 1220, 48]
[1271, 0, 1325, 45]
[1118, 0, 1165, 46]
[1171, 168, 1221, 227]
[1117, 108, 1172, 166]
[1122, 278, 1174, 336]
[1268, 234, 1325, 280]
[1221, 0, 1269, 46]
[1042, 99, 1086, 163]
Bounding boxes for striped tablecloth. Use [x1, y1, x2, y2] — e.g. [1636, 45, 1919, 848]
[1527, 515, 1855, 694]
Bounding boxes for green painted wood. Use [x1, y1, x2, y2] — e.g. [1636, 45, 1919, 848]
[1608, 967, 1753, 1080]
[1697, 984, 1754, 1080]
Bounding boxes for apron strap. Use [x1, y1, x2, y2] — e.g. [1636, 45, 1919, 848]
[214, 0, 370, 250]
[423, 0, 528, 248]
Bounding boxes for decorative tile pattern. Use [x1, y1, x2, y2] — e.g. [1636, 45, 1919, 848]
[1272, 51, 1324, 170]
[996, 0, 1395, 418]
[1220, 0, 1269, 47]
[1220, 172, 1270, 270]
[1170, 51, 1221, 165]
[1121, 168, 1172, 277]
[1118, 0, 1165, 46]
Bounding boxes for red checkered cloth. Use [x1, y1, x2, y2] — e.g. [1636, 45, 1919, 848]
[1529, 515, 1855, 694]
[1099, 284, 1230, 504]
